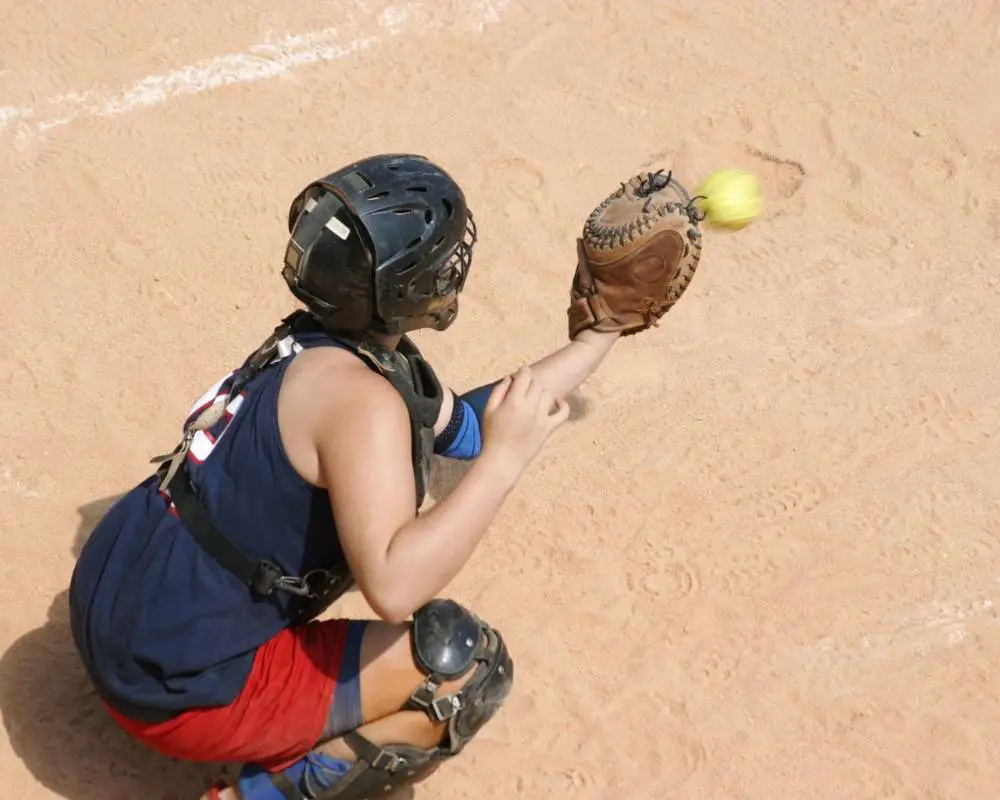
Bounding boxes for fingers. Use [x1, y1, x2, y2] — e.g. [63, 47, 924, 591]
[523, 371, 544, 406]
[549, 397, 571, 427]
[532, 384, 567, 429]
[485, 367, 537, 415]
[486, 367, 569, 430]
[535, 386, 556, 418]
[508, 365, 533, 400]
[484, 375, 512, 414]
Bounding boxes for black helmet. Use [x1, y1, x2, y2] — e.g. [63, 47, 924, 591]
[282, 153, 477, 335]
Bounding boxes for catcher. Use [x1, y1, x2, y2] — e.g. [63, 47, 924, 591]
[68, 154, 704, 800]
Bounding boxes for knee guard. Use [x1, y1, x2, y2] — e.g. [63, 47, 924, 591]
[403, 597, 514, 754]
[273, 599, 512, 799]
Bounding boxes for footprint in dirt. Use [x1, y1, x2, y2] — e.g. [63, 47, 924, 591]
[742, 145, 806, 205]
[639, 142, 805, 220]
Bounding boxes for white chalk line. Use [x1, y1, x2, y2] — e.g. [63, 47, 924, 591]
[0, 0, 507, 139]
[800, 590, 1000, 667]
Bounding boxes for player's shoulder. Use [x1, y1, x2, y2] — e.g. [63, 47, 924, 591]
[275, 342, 412, 485]
[282, 343, 406, 418]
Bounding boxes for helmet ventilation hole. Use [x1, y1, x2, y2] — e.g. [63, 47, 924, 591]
[442, 199, 454, 218]
[424, 209, 433, 224]
[343, 171, 372, 191]
[408, 185, 428, 193]
[369, 191, 390, 200]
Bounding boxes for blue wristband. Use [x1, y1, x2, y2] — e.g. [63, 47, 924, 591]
[459, 380, 499, 420]
[432, 380, 500, 460]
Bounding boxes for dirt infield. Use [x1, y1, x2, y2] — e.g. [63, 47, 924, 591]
[2, 1, 999, 797]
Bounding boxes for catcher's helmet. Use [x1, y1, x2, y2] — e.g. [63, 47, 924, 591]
[282, 154, 477, 335]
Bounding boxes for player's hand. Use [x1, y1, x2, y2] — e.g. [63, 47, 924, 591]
[480, 366, 570, 478]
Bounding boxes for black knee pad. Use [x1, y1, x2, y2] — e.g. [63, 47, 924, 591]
[405, 598, 514, 754]
[299, 600, 513, 799]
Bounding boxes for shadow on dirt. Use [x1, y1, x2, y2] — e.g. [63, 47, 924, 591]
[1, 471, 509, 797]
[0, 494, 229, 799]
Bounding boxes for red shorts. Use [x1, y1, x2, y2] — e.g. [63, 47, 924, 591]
[105, 619, 366, 772]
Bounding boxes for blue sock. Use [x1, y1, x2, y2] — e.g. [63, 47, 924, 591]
[237, 753, 352, 799]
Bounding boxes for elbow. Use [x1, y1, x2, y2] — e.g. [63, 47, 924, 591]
[370, 601, 415, 626]
[362, 580, 419, 625]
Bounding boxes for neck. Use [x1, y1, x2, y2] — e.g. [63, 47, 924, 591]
[368, 332, 403, 350]
[312, 313, 403, 350]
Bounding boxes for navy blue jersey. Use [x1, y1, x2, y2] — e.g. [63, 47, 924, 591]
[69, 328, 355, 719]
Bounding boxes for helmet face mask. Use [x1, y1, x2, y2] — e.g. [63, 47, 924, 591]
[372, 208, 477, 334]
[282, 154, 477, 336]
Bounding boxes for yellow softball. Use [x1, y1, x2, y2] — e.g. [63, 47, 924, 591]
[694, 168, 762, 230]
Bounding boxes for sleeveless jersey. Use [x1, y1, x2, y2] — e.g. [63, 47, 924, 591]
[69, 326, 386, 720]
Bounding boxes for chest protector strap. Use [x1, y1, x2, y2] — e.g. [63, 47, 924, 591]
[152, 310, 444, 601]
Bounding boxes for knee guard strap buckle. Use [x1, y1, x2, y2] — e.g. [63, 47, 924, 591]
[408, 680, 464, 722]
[405, 600, 514, 755]
[318, 733, 441, 799]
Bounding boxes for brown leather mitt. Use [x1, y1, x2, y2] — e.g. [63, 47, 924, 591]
[567, 169, 705, 339]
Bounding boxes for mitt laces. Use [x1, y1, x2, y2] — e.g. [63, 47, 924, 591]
[631, 168, 706, 225]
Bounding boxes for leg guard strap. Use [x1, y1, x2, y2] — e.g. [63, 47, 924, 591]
[235, 735, 448, 800]
[402, 599, 514, 755]
[236, 752, 353, 800]
[325, 732, 444, 797]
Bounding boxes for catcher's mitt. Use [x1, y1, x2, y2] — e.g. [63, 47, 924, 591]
[567, 168, 704, 339]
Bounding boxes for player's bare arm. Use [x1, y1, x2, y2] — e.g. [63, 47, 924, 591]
[279, 345, 569, 623]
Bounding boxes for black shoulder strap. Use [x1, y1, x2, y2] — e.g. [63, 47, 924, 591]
[153, 312, 340, 600]
[166, 468, 317, 597]
[351, 336, 444, 506]
[155, 319, 445, 602]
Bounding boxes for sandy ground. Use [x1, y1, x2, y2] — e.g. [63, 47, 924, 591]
[2, 1, 1000, 798]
